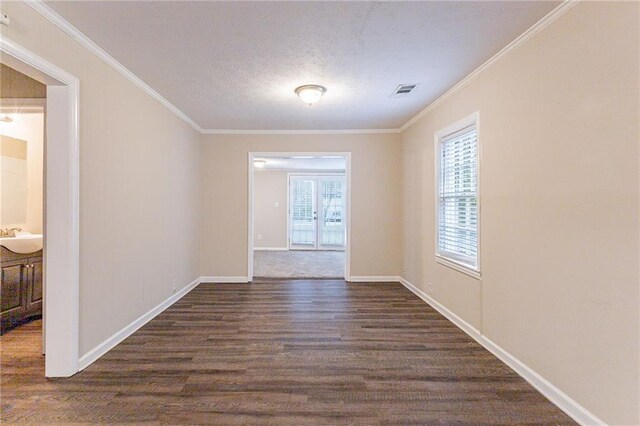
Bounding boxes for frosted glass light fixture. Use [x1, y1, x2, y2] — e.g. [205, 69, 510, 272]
[0, 113, 20, 123]
[295, 85, 327, 105]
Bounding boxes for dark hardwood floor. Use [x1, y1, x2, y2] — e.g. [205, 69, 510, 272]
[1, 279, 575, 424]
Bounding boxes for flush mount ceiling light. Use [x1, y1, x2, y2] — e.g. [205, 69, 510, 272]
[295, 85, 327, 105]
[0, 110, 23, 123]
[253, 159, 267, 168]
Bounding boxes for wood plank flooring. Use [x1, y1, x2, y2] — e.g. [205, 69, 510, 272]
[1, 279, 575, 425]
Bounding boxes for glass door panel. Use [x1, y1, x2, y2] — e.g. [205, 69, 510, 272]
[319, 177, 346, 248]
[289, 177, 316, 247]
[289, 174, 346, 250]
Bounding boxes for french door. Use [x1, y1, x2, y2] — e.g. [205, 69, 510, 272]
[289, 174, 346, 250]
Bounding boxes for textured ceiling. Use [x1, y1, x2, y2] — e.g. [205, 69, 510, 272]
[46, 1, 558, 130]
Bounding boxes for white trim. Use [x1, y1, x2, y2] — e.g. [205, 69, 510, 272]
[1, 36, 80, 378]
[400, 0, 579, 132]
[345, 154, 351, 281]
[203, 128, 399, 135]
[398, 277, 605, 426]
[253, 247, 288, 251]
[248, 152, 352, 281]
[78, 277, 201, 371]
[286, 171, 290, 251]
[288, 173, 317, 250]
[349, 276, 401, 283]
[399, 277, 481, 340]
[256, 168, 346, 173]
[287, 172, 347, 251]
[78, 275, 400, 370]
[24, 0, 578, 136]
[434, 112, 481, 277]
[285, 172, 346, 176]
[25, 0, 203, 133]
[247, 152, 255, 281]
[23, 2, 396, 136]
[435, 255, 481, 279]
[480, 336, 605, 426]
[199, 276, 250, 283]
[434, 112, 479, 143]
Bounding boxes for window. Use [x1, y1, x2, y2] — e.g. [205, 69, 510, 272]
[436, 113, 479, 275]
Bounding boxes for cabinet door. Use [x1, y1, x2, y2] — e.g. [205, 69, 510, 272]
[1, 262, 26, 332]
[25, 258, 43, 314]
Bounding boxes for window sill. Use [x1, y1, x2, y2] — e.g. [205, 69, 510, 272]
[435, 255, 481, 279]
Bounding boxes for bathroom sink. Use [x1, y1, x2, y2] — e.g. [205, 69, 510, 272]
[0, 233, 43, 254]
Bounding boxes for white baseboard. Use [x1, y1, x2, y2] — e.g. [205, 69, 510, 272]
[398, 277, 481, 341]
[349, 276, 401, 283]
[200, 276, 250, 283]
[77, 272, 603, 426]
[398, 277, 605, 426]
[253, 247, 288, 251]
[78, 276, 202, 370]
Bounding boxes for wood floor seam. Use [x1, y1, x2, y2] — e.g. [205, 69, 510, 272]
[1, 279, 575, 425]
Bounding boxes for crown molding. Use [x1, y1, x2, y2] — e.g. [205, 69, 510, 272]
[201, 128, 400, 135]
[24, 0, 399, 136]
[399, 0, 581, 132]
[25, 0, 579, 136]
[25, 0, 204, 133]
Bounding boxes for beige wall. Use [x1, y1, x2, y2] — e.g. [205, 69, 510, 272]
[401, 2, 639, 424]
[253, 170, 288, 249]
[0, 112, 44, 233]
[3, 1, 638, 423]
[200, 134, 402, 278]
[1, 2, 202, 355]
[0, 63, 46, 98]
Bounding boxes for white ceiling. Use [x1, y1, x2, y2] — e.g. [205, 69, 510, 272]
[46, 1, 558, 131]
[255, 156, 346, 171]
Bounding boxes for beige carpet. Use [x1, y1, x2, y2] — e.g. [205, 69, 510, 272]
[253, 250, 345, 278]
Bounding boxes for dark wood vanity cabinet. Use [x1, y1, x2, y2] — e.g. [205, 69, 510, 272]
[1, 247, 43, 334]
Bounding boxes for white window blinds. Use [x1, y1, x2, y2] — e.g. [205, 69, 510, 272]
[438, 125, 478, 269]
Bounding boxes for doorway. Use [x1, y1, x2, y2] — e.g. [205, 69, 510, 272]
[248, 153, 351, 280]
[1, 38, 80, 377]
[289, 174, 346, 250]
[0, 87, 46, 341]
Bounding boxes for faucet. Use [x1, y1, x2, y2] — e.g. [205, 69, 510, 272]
[0, 228, 22, 237]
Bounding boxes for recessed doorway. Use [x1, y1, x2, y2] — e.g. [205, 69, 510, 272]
[1, 38, 80, 377]
[289, 174, 346, 250]
[248, 153, 351, 280]
[1, 84, 46, 335]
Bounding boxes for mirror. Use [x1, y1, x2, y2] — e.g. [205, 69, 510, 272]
[0, 135, 28, 226]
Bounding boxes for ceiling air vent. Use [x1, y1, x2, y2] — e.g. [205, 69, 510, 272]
[392, 84, 418, 97]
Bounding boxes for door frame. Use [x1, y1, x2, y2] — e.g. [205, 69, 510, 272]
[1, 38, 80, 377]
[248, 152, 351, 281]
[287, 173, 346, 251]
